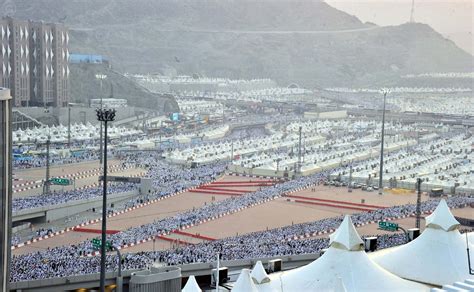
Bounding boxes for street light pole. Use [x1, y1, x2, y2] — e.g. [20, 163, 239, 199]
[96, 108, 116, 292]
[416, 178, 422, 228]
[297, 126, 302, 174]
[67, 104, 71, 148]
[378, 89, 389, 195]
[43, 137, 51, 195]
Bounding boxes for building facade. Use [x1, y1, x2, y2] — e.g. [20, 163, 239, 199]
[0, 87, 12, 291]
[0, 17, 69, 107]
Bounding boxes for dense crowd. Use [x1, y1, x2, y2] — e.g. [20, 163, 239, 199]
[12, 154, 226, 213]
[13, 150, 99, 169]
[9, 165, 473, 282]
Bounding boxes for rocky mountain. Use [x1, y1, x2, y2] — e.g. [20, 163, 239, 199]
[69, 63, 178, 112]
[3, 0, 472, 87]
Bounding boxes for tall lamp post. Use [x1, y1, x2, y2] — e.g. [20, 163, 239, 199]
[96, 108, 116, 292]
[378, 89, 389, 195]
[43, 135, 51, 195]
[67, 102, 81, 148]
[95, 74, 107, 164]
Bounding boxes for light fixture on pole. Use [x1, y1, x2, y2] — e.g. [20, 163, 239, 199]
[378, 88, 389, 195]
[96, 108, 116, 292]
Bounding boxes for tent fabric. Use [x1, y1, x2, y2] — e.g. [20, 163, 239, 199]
[371, 200, 474, 286]
[425, 199, 460, 231]
[233, 269, 259, 292]
[251, 261, 271, 284]
[272, 215, 428, 291]
[182, 275, 202, 292]
[329, 215, 364, 251]
[334, 277, 347, 292]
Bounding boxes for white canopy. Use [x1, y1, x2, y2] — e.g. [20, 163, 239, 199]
[371, 199, 474, 286]
[182, 275, 201, 292]
[251, 261, 270, 284]
[233, 269, 258, 292]
[335, 277, 347, 292]
[273, 215, 428, 291]
[425, 199, 460, 231]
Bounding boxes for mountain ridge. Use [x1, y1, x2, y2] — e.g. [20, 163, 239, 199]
[2, 0, 472, 87]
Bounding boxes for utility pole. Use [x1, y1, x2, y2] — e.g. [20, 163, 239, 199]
[297, 126, 302, 174]
[410, 0, 415, 23]
[96, 108, 116, 292]
[348, 164, 353, 192]
[215, 253, 220, 292]
[230, 141, 234, 162]
[416, 178, 422, 228]
[378, 89, 388, 195]
[67, 104, 71, 148]
[43, 137, 51, 195]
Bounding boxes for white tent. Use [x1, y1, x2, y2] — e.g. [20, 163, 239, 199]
[251, 261, 270, 284]
[233, 269, 258, 292]
[182, 275, 201, 292]
[371, 199, 474, 286]
[273, 215, 428, 291]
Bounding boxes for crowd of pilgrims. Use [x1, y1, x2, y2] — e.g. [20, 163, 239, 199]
[9, 157, 473, 282]
[12, 153, 227, 212]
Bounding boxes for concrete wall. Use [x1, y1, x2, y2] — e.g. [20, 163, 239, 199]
[13, 190, 138, 223]
[304, 110, 348, 120]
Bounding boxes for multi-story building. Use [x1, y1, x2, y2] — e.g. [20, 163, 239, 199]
[0, 17, 69, 107]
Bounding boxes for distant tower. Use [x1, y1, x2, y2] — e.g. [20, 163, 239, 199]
[410, 0, 415, 23]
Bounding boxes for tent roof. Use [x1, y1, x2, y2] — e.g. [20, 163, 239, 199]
[276, 215, 428, 291]
[182, 275, 201, 292]
[233, 269, 258, 292]
[425, 199, 460, 231]
[251, 261, 270, 284]
[334, 277, 347, 292]
[371, 200, 474, 286]
[329, 215, 364, 251]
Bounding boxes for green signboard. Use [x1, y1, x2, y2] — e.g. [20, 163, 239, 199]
[91, 238, 113, 251]
[50, 177, 71, 186]
[378, 221, 399, 232]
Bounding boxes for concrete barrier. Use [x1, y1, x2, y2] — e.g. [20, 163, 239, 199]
[12, 190, 138, 223]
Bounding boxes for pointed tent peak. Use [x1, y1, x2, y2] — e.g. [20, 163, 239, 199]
[425, 199, 460, 231]
[329, 215, 364, 251]
[251, 261, 270, 284]
[182, 275, 201, 292]
[334, 277, 347, 292]
[233, 269, 258, 292]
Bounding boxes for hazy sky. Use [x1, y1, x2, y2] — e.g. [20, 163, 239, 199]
[325, 0, 473, 55]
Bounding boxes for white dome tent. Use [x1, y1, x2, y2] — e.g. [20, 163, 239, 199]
[251, 261, 271, 285]
[182, 275, 201, 292]
[371, 199, 474, 286]
[272, 215, 428, 291]
[232, 269, 259, 292]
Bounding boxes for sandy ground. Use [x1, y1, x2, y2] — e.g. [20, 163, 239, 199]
[13, 175, 274, 255]
[292, 185, 430, 207]
[120, 185, 472, 252]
